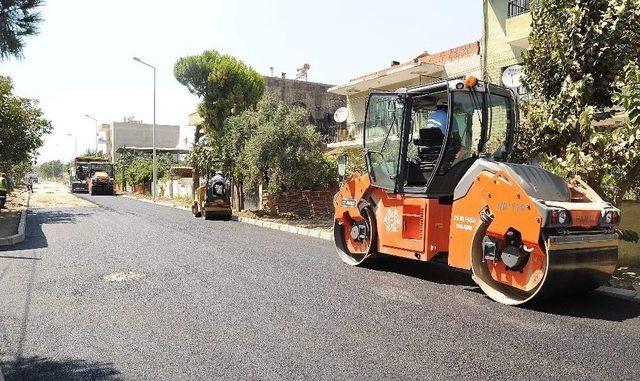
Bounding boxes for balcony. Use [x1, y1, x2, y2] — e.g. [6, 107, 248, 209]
[506, 0, 532, 48]
[326, 122, 364, 148]
[508, 0, 530, 18]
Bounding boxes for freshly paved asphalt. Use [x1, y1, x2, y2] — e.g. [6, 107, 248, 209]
[1, 193, 639, 380]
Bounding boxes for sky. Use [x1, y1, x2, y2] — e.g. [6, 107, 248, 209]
[1, 0, 482, 164]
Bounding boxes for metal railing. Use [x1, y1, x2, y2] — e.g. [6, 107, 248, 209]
[508, 0, 530, 18]
[323, 122, 364, 144]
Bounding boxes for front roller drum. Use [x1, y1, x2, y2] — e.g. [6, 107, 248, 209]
[333, 207, 377, 266]
[472, 233, 618, 305]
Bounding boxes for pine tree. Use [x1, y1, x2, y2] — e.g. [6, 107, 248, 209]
[0, 0, 45, 60]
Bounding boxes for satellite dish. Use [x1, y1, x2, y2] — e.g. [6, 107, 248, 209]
[502, 64, 524, 88]
[334, 107, 348, 123]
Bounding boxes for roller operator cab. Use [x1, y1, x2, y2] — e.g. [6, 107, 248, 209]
[191, 173, 232, 221]
[333, 77, 621, 305]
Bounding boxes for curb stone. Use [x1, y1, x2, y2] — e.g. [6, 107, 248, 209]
[0, 208, 27, 246]
[0, 191, 30, 247]
[234, 215, 331, 241]
[594, 286, 640, 303]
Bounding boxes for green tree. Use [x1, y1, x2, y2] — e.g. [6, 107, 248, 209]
[174, 50, 265, 132]
[119, 153, 177, 188]
[221, 92, 286, 208]
[0, 76, 52, 179]
[37, 159, 64, 180]
[187, 138, 221, 178]
[516, 0, 640, 205]
[174, 50, 265, 198]
[80, 149, 109, 160]
[241, 96, 337, 194]
[0, 0, 44, 60]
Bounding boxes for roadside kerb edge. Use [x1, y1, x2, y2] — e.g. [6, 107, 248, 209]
[594, 286, 640, 303]
[231, 215, 332, 241]
[0, 191, 30, 246]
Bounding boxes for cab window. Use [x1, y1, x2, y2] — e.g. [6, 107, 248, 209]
[486, 93, 513, 160]
[364, 94, 404, 190]
[445, 92, 483, 171]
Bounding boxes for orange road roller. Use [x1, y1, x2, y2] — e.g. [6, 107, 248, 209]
[333, 77, 620, 305]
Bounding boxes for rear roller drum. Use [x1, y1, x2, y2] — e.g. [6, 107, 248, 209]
[333, 206, 377, 266]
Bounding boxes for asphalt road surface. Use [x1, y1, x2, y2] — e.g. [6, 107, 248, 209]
[1, 188, 639, 380]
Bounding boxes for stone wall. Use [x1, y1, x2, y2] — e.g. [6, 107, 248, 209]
[265, 75, 346, 140]
[261, 190, 334, 217]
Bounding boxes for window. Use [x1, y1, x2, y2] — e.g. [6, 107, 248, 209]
[486, 94, 513, 160]
[364, 94, 404, 190]
[508, 0, 530, 18]
[90, 163, 114, 178]
[446, 92, 484, 170]
[407, 104, 438, 162]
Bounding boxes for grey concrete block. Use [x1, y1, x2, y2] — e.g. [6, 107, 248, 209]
[595, 286, 639, 302]
[0, 207, 26, 247]
[308, 230, 321, 238]
[319, 231, 332, 241]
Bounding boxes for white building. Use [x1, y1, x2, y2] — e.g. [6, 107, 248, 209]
[327, 42, 481, 147]
[100, 120, 180, 162]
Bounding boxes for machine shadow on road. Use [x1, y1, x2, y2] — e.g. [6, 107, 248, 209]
[362, 255, 640, 322]
[362, 255, 477, 287]
[525, 292, 640, 322]
[1, 210, 90, 252]
[1, 355, 122, 381]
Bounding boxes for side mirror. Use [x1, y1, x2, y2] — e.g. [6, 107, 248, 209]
[337, 155, 347, 178]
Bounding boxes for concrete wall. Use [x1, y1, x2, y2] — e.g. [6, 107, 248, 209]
[160, 178, 193, 200]
[105, 121, 180, 162]
[265, 76, 346, 139]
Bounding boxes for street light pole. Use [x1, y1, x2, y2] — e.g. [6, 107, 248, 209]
[67, 132, 77, 158]
[133, 57, 157, 201]
[84, 114, 98, 153]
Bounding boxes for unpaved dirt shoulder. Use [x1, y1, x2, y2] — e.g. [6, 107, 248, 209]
[29, 181, 95, 208]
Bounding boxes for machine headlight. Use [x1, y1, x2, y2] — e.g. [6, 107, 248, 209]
[602, 210, 620, 225]
[605, 211, 612, 224]
[558, 210, 568, 224]
[549, 209, 570, 226]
